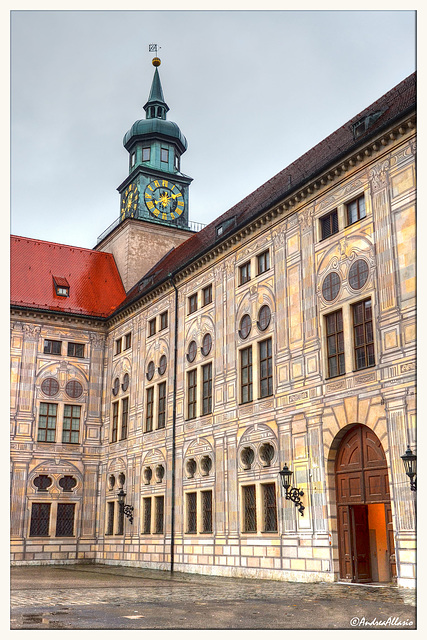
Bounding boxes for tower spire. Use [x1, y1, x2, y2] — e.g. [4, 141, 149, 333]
[143, 57, 169, 120]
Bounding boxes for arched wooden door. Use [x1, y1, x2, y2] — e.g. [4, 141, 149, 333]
[335, 424, 395, 583]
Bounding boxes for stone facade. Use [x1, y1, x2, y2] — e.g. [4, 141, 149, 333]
[10, 82, 416, 588]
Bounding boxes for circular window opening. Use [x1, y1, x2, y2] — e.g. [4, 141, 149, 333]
[322, 272, 341, 301]
[155, 465, 165, 483]
[41, 377, 59, 397]
[187, 341, 197, 363]
[34, 474, 52, 492]
[200, 455, 213, 476]
[147, 361, 155, 381]
[239, 314, 252, 339]
[66, 380, 83, 399]
[143, 467, 152, 485]
[348, 259, 369, 290]
[158, 355, 167, 376]
[259, 443, 275, 467]
[201, 333, 212, 356]
[122, 373, 129, 392]
[241, 446, 255, 470]
[258, 305, 271, 331]
[112, 377, 120, 395]
[186, 458, 197, 478]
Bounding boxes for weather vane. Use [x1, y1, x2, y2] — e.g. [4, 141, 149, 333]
[149, 44, 161, 53]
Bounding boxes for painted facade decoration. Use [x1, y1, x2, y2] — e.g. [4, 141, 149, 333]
[10, 64, 416, 588]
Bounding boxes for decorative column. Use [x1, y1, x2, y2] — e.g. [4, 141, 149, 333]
[85, 332, 106, 443]
[13, 323, 41, 440]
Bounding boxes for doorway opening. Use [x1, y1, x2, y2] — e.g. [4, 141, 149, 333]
[335, 424, 396, 583]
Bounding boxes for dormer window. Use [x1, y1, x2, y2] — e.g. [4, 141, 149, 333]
[53, 276, 69, 297]
[352, 110, 384, 138]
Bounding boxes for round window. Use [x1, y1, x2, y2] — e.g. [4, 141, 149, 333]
[146, 361, 155, 381]
[322, 272, 341, 301]
[112, 377, 120, 395]
[187, 340, 197, 363]
[348, 259, 369, 290]
[65, 380, 83, 399]
[122, 373, 129, 392]
[41, 377, 59, 397]
[241, 446, 255, 470]
[258, 305, 271, 331]
[239, 314, 251, 339]
[201, 333, 212, 356]
[158, 355, 167, 375]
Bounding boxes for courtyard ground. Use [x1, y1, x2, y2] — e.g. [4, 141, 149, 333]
[10, 563, 416, 631]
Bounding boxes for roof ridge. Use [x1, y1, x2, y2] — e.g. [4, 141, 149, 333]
[11, 234, 114, 257]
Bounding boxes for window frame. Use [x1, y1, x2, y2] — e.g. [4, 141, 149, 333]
[240, 346, 253, 404]
[188, 293, 198, 315]
[124, 333, 132, 350]
[157, 381, 166, 429]
[187, 369, 197, 420]
[146, 387, 154, 432]
[148, 318, 156, 337]
[55, 503, 76, 537]
[160, 311, 168, 330]
[257, 250, 270, 275]
[43, 339, 62, 356]
[346, 194, 366, 226]
[186, 492, 197, 534]
[259, 338, 273, 398]
[325, 309, 345, 379]
[242, 484, 257, 533]
[62, 404, 81, 444]
[202, 362, 213, 416]
[37, 402, 58, 442]
[320, 209, 339, 240]
[29, 502, 51, 537]
[67, 342, 85, 358]
[115, 338, 122, 355]
[202, 284, 213, 307]
[352, 298, 375, 371]
[142, 147, 151, 162]
[239, 261, 251, 286]
[111, 401, 119, 442]
[120, 397, 129, 440]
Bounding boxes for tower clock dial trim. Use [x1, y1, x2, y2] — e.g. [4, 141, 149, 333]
[144, 179, 185, 221]
[121, 183, 139, 220]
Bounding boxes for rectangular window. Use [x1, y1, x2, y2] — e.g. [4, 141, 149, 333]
[121, 397, 129, 440]
[188, 293, 198, 315]
[347, 195, 366, 225]
[325, 310, 345, 378]
[146, 387, 154, 432]
[161, 148, 169, 163]
[154, 496, 164, 534]
[149, 318, 156, 337]
[37, 403, 57, 442]
[257, 250, 270, 275]
[29, 503, 51, 537]
[259, 338, 273, 398]
[158, 382, 166, 429]
[62, 405, 81, 443]
[117, 502, 124, 535]
[55, 503, 76, 537]
[202, 363, 212, 415]
[160, 311, 168, 330]
[106, 502, 115, 535]
[143, 497, 152, 534]
[142, 147, 150, 162]
[111, 401, 119, 442]
[187, 370, 197, 420]
[243, 485, 257, 533]
[67, 342, 85, 358]
[186, 492, 197, 533]
[262, 483, 278, 532]
[202, 490, 213, 533]
[130, 152, 136, 167]
[44, 340, 62, 355]
[202, 284, 212, 306]
[239, 261, 251, 285]
[320, 209, 339, 240]
[124, 333, 132, 350]
[353, 298, 375, 370]
[115, 338, 122, 355]
[240, 346, 253, 404]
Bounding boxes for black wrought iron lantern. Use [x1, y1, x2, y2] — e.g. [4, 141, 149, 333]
[117, 488, 134, 524]
[401, 446, 417, 492]
[279, 463, 305, 515]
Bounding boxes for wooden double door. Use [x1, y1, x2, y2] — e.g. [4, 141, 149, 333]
[335, 425, 396, 583]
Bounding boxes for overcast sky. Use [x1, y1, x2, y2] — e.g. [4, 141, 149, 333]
[10, 9, 416, 249]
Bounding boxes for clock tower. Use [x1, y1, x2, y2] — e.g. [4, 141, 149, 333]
[96, 57, 196, 292]
[117, 57, 192, 229]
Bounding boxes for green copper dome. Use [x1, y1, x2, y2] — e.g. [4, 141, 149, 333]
[123, 61, 187, 154]
[123, 118, 188, 153]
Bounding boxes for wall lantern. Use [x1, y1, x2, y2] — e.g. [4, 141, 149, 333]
[117, 488, 134, 524]
[279, 463, 305, 515]
[401, 446, 417, 492]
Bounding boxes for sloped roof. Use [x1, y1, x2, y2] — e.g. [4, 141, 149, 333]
[11, 236, 126, 317]
[118, 72, 416, 314]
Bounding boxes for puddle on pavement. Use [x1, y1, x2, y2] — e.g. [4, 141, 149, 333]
[20, 612, 69, 629]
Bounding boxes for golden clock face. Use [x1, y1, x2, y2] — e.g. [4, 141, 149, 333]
[144, 179, 185, 221]
[121, 183, 139, 220]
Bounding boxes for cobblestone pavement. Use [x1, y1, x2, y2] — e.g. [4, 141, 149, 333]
[10, 564, 417, 630]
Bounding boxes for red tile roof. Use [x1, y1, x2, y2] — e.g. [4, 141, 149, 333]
[11, 236, 126, 317]
[118, 72, 416, 313]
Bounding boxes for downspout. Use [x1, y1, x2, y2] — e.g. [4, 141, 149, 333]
[169, 274, 179, 574]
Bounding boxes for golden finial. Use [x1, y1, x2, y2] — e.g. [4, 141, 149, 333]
[152, 57, 161, 67]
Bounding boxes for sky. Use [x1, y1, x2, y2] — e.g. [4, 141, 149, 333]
[10, 9, 416, 249]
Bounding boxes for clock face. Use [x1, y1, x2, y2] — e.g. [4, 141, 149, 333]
[121, 183, 139, 220]
[144, 179, 185, 221]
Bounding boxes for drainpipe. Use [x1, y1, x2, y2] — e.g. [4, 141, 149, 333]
[169, 274, 179, 574]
